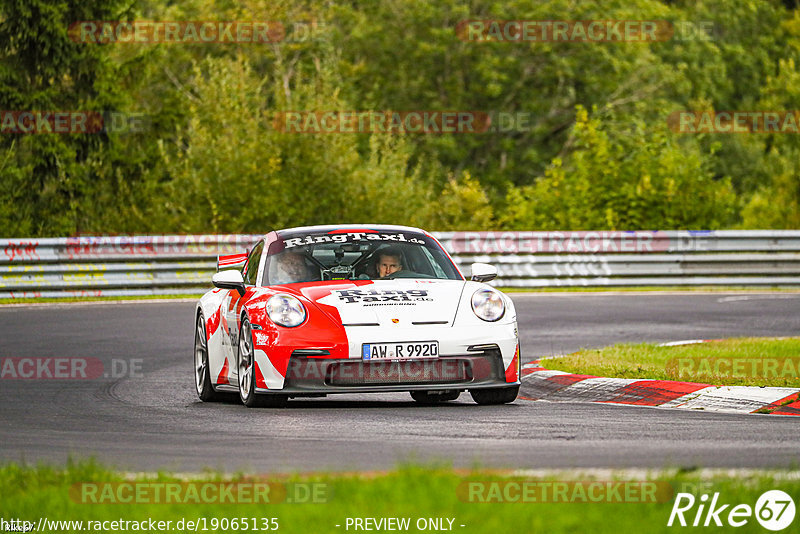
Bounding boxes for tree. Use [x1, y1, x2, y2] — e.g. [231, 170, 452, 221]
[0, 0, 133, 235]
[501, 105, 736, 230]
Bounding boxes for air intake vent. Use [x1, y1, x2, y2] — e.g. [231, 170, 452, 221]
[326, 359, 471, 386]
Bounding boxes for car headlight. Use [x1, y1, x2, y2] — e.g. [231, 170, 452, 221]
[471, 289, 505, 322]
[266, 294, 307, 327]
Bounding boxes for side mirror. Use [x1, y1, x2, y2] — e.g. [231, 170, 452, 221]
[470, 262, 497, 283]
[212, 270, 246, 297]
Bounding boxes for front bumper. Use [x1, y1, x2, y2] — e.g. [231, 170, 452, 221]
[257, 346, 514, 395]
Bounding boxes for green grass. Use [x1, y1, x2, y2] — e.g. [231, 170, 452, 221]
[2, 460, 799, 533]
[541, 337, 800, 388]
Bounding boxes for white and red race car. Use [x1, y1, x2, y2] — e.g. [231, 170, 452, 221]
[194, 225, 520, 407]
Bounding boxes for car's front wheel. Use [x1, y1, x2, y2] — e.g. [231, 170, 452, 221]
[194, 312, 219, 401]
[469, 385, 519, 405]
[238, 317, 287, 408]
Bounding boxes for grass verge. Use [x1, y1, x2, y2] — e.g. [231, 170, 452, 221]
[541, 337, 800, 388]
[2, 460, 799, 533]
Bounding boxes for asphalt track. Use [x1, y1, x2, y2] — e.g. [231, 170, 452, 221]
[0, 292, 798, 472]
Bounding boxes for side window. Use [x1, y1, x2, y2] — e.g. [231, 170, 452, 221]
[243, 241, 264, 285]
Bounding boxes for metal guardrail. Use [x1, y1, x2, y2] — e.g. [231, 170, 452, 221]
[0, 235, 261, 299]
[1, 231, 799, 298]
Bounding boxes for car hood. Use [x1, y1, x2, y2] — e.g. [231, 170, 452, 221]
[299, 279, 466, 328]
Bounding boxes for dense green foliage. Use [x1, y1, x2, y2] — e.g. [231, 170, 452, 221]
[1, 0, 798, 236]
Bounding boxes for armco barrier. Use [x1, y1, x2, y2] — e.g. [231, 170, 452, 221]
[0, 235, 261, 299]
[1, 231, 799, 298]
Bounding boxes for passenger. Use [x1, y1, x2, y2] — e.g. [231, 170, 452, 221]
[271, 252, 315, 284]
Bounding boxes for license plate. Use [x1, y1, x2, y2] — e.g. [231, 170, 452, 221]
[362, 341, 439, 361]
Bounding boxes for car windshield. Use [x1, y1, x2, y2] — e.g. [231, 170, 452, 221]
[263, 229, 462, 285]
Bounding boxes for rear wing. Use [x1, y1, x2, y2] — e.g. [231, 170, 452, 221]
[217, 253, 248, 272]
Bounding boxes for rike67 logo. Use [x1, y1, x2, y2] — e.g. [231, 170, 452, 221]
[668, 490, 795, 531]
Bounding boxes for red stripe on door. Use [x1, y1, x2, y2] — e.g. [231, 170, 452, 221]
[254, 361, 268, 389]
[505, 345, 519, 383]
[206, 307, 221, 340]
[216, 358, 229, 385]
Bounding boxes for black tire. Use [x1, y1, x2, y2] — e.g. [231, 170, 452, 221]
[470, 385, 519, 405]
[410, 390, 461, 404]
[238, 316, 288, 408]
[194, 312, 221, 401]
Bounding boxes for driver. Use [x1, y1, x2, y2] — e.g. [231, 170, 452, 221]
[270, 252, 316, 284]
[375, 247, 403, 278]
